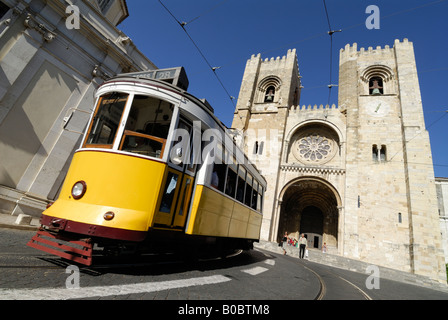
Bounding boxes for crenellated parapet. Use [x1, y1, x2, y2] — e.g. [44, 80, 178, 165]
[290, 104, 338, 111]
[340, 39, 412, 64]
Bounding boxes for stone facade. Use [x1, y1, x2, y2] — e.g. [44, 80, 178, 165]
[232, 40, 447, 283]
[0, 0, 155, 216]
[436, 178, 448, 264]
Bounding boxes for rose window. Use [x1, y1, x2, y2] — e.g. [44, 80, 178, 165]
[291, 130, 337, 164]
[298, 135, 332, 161]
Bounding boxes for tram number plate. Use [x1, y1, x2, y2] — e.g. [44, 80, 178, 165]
[156, 70, 176, 80]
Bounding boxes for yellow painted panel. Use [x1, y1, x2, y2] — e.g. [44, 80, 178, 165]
[194, 209, 230, 237]
[46, 151, 166, 231]
[186, 185, 204, 235]
[232, 202, 250, 223]
[246, 211, 263, 239]
[187, 185, 262, 240]
[246, 223, 261, 240]
[199, 187, 234, 218]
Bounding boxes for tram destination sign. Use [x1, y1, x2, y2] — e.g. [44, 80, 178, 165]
[117, 67, 189, 91]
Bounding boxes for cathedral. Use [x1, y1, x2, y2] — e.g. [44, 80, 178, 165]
[232, 39, 447, 283]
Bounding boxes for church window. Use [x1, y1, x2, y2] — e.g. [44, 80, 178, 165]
[369, 77, 384, 95]
[257, 76, 281, 103]
[372, 144, 387, 162]
[380, 145, 387, 161]
[398, 213, 402, 224]
[291, 125, 339, 165]
[297, 134, 332, 162]
[264, 86, 276, 102]
[372, 145, 379, 161]
[253, 141, 264, 155]
[0, 1, 10, 19]
[361, 65, 394, 96]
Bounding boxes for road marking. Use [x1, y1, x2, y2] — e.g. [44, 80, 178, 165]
[0, 275, 231, 300]
[242, 266, 269, 276]
[264, 259, 275, 266]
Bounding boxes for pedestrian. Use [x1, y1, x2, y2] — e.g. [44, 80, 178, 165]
[299, 233, 307, 259]
[322, 242, 327, 253]
[282, 232, 288, 255]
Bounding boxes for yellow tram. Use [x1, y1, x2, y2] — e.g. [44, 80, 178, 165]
[28, 67, 266, 266]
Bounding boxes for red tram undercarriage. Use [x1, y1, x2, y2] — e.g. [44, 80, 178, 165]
[27, 214, 254, 266]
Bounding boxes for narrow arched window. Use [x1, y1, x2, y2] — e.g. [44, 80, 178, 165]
[372, 145, 379, 161]
[380, 145, 387, 161]
[264, 86, 276, 102]
[369, 77, 384, 95]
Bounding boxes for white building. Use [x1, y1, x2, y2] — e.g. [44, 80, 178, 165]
[0, 0, 156, 216]
[436, 177, 448, 264]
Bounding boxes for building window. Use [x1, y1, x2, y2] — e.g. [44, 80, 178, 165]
[369, 77, 384, 95]
[361, 65, 395, 96]
[264, 86, 276, 102]
[373, 144, 387, 162]
[398, 213, 402, 224]
[0, 1, 10, 19]
[257, 76, 281, 103]
[253, 141, 264, 155]
[380, 145, 387, 161]
[98, 0, 112, 12]
[372, 145, 378, 161]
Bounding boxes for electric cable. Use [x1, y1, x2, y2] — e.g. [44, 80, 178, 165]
[158, 0, 236, 107]
[322, 0, 341, 105]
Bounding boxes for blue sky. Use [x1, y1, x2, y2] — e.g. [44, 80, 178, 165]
[120, 0, 448, 177]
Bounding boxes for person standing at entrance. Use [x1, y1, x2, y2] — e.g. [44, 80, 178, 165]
[299, 234, 307, 259]
[282, 232, 288, 255]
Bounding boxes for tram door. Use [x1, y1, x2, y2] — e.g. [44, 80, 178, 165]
[153, 119, 198, 229]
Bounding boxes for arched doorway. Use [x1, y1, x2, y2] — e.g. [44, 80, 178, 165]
[277, 178, 340, 251]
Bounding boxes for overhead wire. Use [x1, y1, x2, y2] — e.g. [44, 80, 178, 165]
[322, 0, 341, 106]
[182, 0, 447, 93]
[158, 0, 236, 107]
[389, 111, 448, 162]
[183, 0, 230, 26]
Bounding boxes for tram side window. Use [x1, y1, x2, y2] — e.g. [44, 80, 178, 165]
[251, 181, 258, 210]
[257, 187, 264, 212]
[211, 164, 226, 192]
[244, 174, 253, 207]
[120, 95, 173, 158]
[225, 168, 237, 198]
[85, 93, 129, 148]
[236, 167, 246, 203]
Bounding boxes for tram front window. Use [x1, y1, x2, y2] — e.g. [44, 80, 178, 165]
[85, 92, 129, 148]
[120, 95, 174, 159]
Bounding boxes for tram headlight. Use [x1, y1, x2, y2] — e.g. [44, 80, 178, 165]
[103, 212, 115, 221]
[72, 181, 87, 200]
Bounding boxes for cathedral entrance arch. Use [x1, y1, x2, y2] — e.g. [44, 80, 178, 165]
[276, 178, 341, 251]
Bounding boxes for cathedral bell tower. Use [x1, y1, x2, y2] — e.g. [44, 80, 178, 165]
[232, 49, 301, 240]
[339, 39, 446, 283]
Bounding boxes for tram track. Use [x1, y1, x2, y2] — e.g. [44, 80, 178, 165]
[300, 263, 327, 300]
[297, 259, 373, 300]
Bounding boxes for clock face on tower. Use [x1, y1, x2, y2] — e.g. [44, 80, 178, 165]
[365, 100, 390, 117]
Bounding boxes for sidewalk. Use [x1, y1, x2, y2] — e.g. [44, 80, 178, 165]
[0, 212, 40, 231]
[255, 240, 448, 293]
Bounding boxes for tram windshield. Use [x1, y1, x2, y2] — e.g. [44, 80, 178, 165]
[84, 93, 174, 159]
[85, 92, 129, 148]
[119, 95, 173, 159]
